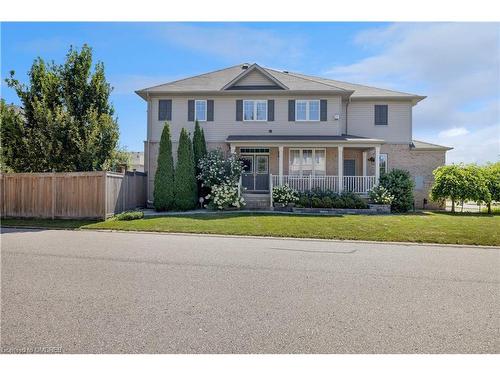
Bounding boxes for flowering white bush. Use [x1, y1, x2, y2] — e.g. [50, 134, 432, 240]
[197, 149, 244, 188]
[368, 185, 395, 204]
[272, 184, 299, 205]
[205, 183, 245, 210]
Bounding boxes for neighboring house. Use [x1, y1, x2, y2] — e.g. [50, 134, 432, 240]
[136, 63, 452, 209]
[127, 151, 144, 172]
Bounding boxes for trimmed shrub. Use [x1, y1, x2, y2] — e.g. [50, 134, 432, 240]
[115, 210, 144, 221]
[173, 128, 197, 211]
[379, 169, 414, 212]
[296, 190, 368, 209]
[153, 123, 175, 211]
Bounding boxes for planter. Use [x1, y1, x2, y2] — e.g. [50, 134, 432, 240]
[368, 204, 391, 214]
[274, 202, 293, 212]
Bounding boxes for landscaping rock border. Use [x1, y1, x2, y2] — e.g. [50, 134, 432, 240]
[292, 204, 391, 215]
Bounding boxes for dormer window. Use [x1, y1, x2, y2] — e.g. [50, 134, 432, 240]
[243, 100, 267, 121]
[295, 100, 320, 121]
[195, 100, 207, 122]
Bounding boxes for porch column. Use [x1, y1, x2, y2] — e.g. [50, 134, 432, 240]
[338, 145, 344, 193]
[230, 145, 236, 154]
[278, 146, 284, 185]
[375, 146, 381, 185]
[362, 151, 367, 176]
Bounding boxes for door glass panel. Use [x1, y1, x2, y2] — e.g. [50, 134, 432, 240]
[241, 156, 253, 173]
[256, 156, 268, 173]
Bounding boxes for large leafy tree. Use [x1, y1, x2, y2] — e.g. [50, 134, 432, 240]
[431, 165, 463, 212]
[483, 162, 500, 214]
[3, 44, 119, 172]
[154, 123, 175, 211]
[173, 128, 197, 210]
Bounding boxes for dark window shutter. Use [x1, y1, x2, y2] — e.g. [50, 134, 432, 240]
[236, 100, 243, 121]
[320, 100, 327, 121]
[288, 100, 295, 121]
[267, 100, 274, 121]
[159, 100, 170, 121]
[375, 105, 388, 125]
[165, 100, 172, 121]
[207, 100, 214, 121]
[188, 100, 195, 122]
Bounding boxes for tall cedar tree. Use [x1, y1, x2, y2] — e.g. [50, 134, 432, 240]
[174, 128, 197, 210]
[154, 123, 175, 211]
[3, 44, 119, 172]
[192, 121, 208, 198]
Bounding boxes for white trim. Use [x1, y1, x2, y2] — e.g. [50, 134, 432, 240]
[288, 148, 326, 177]
[375, 146, 381, 184]
[362, 151, 367, 176]
[338, 145, 344, 193]
[194, 99, 207, 122]
[243, 99, 268, 122]
[295, 99, 320, 122]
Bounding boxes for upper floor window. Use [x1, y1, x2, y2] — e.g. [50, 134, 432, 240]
[295, 100, 320, 121]
[243, 100, 267, 121]
[158, 99, 172, 121]
[374, 105, 388, 125]
[195, 100, 207, 122]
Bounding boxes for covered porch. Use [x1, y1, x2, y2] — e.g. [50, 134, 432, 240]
[227, 135, 384, 196]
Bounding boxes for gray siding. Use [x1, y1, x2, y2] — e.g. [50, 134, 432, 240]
[347, 101, 412, 143]
[149, 95, 343, 142]
[233, 70, 275, 86]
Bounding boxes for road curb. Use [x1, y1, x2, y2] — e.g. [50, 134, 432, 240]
[2, 225, 499, 249]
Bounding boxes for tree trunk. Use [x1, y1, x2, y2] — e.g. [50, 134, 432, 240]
[488, 202, 491, 214]
[451, 198, 455, 213]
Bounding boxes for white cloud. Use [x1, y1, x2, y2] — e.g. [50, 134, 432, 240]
[438, 127, 469, 138]
[156, 24, 305, 65]
[327, 23, 500, 164]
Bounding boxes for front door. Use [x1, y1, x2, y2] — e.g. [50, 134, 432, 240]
[241, 154, 269, 192]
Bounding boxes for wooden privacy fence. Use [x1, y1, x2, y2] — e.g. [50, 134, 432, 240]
[1, 171, 147, 219]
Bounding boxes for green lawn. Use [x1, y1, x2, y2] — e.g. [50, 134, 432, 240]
[3, 212, 499, 246]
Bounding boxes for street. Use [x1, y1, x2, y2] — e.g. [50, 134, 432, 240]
[1, 228, 499, 353]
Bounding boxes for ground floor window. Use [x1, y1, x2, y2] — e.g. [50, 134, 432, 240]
[379, 153, 388, 175]
[289, 149, 326, 176]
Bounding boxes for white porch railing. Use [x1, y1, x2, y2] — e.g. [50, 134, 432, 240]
[271, 175, 376, 194]
[342, 176, 376, 193]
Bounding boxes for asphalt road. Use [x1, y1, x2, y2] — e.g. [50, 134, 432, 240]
[1, 228, 499, 354]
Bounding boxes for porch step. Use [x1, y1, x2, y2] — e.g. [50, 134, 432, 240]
[242, 193, 271, 210]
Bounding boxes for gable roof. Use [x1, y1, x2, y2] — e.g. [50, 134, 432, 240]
[136, 63, 424, 102]
[221, 64, 288, 90]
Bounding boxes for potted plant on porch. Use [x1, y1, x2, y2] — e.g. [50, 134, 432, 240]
[272, 185, 299, 212]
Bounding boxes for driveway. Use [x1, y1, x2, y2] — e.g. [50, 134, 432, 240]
[1, 228, 499, 353]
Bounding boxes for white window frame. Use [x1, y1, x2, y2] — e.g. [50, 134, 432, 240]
[295, 100, 320, 122]
[195, 100, 207, 122]
[243, 100, 267, 122]
[288, 148, 326, 176]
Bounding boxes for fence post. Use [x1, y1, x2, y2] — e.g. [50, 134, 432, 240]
[51, 172, 56, 219]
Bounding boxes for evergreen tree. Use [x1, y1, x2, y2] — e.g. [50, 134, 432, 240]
[174, 128, 197, 210]
[192, 121, 208, 198]
[3, 44, 119, 172]
[154, 123, 175, 211]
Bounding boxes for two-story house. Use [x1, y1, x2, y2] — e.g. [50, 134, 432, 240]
[136, 63, 451, 209]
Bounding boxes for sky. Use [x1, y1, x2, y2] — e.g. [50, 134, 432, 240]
[1, 22, 499, 164]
